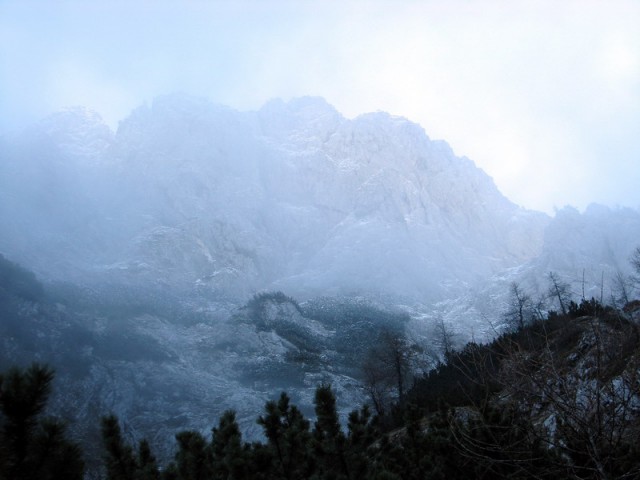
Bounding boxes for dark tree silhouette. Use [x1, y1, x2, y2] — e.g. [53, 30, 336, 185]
[101, 415, 138, 480]
[362, 329, 419, 413]
[0, 364, 83, 480]
[210, 410, 248, 480]
[257, 392, 312, 480]
[312, 384, 350, 479]
[505, 282, 534, 330]
[547, 271, 571, 316]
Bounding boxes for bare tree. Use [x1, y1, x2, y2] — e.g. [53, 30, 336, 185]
[547, 271, 572, 316]
[504, 282, 534, 330]
[611, 270, 632, 309]
[434, 316, 456, 360]
[631, 246, 640, 292]
[506, 319, 640, 478]
[379, 330, 419, 403]
[361, 329, 419, 411]
[451, 316, 640, 479]
[532, 292, 548, 322]
[362, 353, 394, 416]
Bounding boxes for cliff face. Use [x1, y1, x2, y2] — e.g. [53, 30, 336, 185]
[0, 94, 548, 300]
[1, 96, 640, 475]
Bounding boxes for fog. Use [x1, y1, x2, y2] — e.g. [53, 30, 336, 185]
[1, 1, 639, 213]
[2, 2, 640, 474]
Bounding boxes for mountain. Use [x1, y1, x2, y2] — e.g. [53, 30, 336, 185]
[0, 94, 548, 301]
[1, 94, 639, 472]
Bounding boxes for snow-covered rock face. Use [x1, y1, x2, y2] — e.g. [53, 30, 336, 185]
[0, 93, 586, 302]
[36, 107, 114, 163]
[3, 94, 639, 308]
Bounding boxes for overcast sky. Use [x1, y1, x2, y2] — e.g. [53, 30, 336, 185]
[1, 0, 639, 214]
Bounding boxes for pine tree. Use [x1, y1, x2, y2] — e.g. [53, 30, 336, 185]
[0, 364, 84, 480]
[345, 405, 376, 479]
[101, 415, 138, 480]
[101, 415, 162, 480]
[257, 392, 312, 480]
[210, 410, 248, 480]
[311, 384, 350, 479]
[136, 439, 160, 480]
[173, 431, 211, 480]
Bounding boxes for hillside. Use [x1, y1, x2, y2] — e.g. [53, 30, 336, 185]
[2, 96, 640, 476]
[4, 292, 640, 479]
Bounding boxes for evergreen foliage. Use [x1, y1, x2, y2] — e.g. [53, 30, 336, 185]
[311, 384, 349, 479]
[101, 415, 138, 480]
[257, 392, 313, 480]
[173, 431, 210, 480]
[0, 363, 83, 480]
[210, 410, 248, 480]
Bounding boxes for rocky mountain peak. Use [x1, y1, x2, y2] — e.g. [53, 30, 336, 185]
[34, 107, 113, 162]
[258, 96, 344, 148]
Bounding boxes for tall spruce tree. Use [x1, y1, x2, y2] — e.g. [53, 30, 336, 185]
[311, 385, 350, 479]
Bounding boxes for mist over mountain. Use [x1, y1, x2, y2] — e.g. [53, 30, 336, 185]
[1, 95, 639, 471]
[1, 94, 551, 301]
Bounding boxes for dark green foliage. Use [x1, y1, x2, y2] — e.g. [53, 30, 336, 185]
[568, 297, 611, 317]
[0, 364, 84, 480]
[28, 418, 85, 479]
[101, 415, 138, 480]
[449, 405, 560, 479]
[137, 440, 160, 480]
[210, 410, 248, 480]
[174, 431, 210, 480]
[96, 304, 640, 479]
[405, 340, 502, 416]
[344, 405, 376, 479]
[257, 392, 313, 480]
[311, 384, 349, 479]
[102, 415, 163, 480]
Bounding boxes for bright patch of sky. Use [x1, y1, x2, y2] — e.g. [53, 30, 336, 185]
[1, 0, 638, 214]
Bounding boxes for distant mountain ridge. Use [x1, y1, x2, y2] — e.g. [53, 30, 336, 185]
[0, 94, 550, 301]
